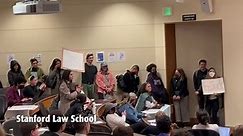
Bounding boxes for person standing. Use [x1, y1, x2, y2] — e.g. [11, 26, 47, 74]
[7, 60, 25, 86]
[48, 58, 63, 95]
[59, 69, 81, 114]
[171, 68, 190, 127]
[96, 62, 115, 99]
[146, 63, 169, 104]
[82, 53, 98, 99]
[193, 59, 208, 110]
[123, 65, 140, 94]
[25, 58, 45, 84]
[205, 67, 220, 124]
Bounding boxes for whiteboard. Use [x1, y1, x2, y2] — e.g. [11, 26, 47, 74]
[62, 49, 84, 72]
[202, 77, 225, 95]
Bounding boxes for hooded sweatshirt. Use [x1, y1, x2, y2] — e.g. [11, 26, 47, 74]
[7, 60, 25, 86]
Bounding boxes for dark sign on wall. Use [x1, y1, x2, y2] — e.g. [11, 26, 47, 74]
[182, 14, 197, 21]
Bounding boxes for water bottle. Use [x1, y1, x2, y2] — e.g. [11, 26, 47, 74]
[92, 102, 96, 115]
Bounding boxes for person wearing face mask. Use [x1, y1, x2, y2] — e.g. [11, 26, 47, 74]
[171, 68, 189, 127]
[25, 58, 45, 84]
[7, 60, 25, 86]
[123, 65, 140, 94]
[96, 62, 115, 99]
[193, 59, 208, 110]
[7, 76, 30, 107]
[205, 67, 220, 124]
[146, 63, 169, 104]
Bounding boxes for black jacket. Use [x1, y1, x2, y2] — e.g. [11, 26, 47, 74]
[193, 69, 208, 92]
[123, 71, 140, 93]
[7, 60, 25, 86]
[171, 77, 189, 97]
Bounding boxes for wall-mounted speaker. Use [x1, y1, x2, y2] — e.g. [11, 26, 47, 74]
[200, 0, 214, 13]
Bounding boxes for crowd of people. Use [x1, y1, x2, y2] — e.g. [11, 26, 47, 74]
[0, 53, 230, 136]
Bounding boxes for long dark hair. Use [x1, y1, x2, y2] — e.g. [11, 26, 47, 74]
[137, 82, 150, 97]
[10, 60, 21, 72]
[62, 69, 72, 83]
[174, 68, 187, 80]
[196, 110, 210, 125]
[49, 58, 61, 71]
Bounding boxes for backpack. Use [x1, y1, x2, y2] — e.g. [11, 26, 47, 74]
[116, 74, 127, 90]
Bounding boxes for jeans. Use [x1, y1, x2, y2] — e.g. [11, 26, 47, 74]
[206, 98, 219, 124]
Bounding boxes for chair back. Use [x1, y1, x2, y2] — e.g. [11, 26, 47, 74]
[189, 129, 220, 136]
[34, 94, 57, 110]
[90, 124, 112, 134]
[0, 95, 7, 120]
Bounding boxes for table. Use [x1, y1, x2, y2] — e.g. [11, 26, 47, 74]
[4, 105, 39, 120]
[142, 104, 171, 126]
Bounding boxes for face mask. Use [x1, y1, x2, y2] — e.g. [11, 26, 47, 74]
[209, 71, 215, 77]
[18, 85, 25, 89]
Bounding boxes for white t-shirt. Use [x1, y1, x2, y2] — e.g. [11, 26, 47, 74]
[192, 123, 219, 133]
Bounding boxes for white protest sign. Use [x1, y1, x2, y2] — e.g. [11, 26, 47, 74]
[202, 77, 225, 95]
[62, 49, 84, 72]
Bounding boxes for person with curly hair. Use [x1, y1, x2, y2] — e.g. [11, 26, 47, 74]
[146, 63, 169, 104]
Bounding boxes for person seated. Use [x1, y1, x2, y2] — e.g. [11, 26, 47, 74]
[64, 94, 93, 135]
[104, 103, 127, 131]
[117, 96, 142, 124]
[7, 76, 31, 107]
[73, 121, 90, 136]
[23, 76, 46, 102]
[7, 60, 25, 87]
[156, 113, 172, 136]
[25, 58, 45, 85]
[135, 82, 159, 113]
[192, 110, 219, 133]
[96, 62, 115, 99]
[234, 125, 243, 136]
[40, 110, 66, 136]
[65, 93, 92, 117]
[19, 122, 39, 136]
[113, 126, 134, 136]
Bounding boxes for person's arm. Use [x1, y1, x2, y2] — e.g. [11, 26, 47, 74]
[170, 79, 176, 96]
[109, 73, 116, 92]
[107, 114, 126, 127]
[95, 73, 107, 90]
[25, 68, 31, 80]
[7, 90, 20, 106]
[145, 100, 156, 108]
[179, 78, 188, 97]
[59, 82, 78, 100]
[193, 71, 199, 91]
[7, 72, 14, 86]
[0, 81, 2, 88]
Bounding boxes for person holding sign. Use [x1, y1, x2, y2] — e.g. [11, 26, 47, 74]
[205, 67, 221, 124]
[193, 59, 208, 110]
[171, 68, 189, 127]
[82, 53, 98, 99]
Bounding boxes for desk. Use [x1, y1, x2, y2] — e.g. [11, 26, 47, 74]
[4, 105, 39, 120]
[142, 104, 171, 126]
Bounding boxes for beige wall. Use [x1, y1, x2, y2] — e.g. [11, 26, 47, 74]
[175, 21, 223, 118]
[0, 0, 164, 86]
[0, 0, 243, 126]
